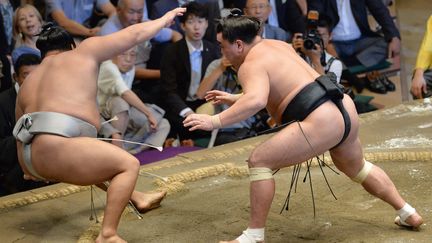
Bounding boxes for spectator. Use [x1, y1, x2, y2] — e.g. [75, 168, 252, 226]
[309, 0, 399, 94]
[99, 0, 181, 78]
[0, 53, 49, 196]
[150, 0, 221, 42]
[0, 0, 13, 91]
[0, 0, 13, 53]
[100, 0, 182, 106]
[160, 1, 220, 146]
[243, 0, 290, 41]
[97, 46, 170, 154]
[292, 15, 343, 82]
[12, 4, 43, 51]
[411, 15, 432, 99]
[45, 0, 116, 38]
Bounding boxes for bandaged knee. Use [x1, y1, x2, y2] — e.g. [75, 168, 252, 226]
[249, 167, 273, 182]
[351, 160, 373, 183]
[236, 228, 265, 243]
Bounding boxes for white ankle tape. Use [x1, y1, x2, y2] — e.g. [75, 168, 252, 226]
[397, 203, 416, 222]
[249, 167, 273, 182]
[352, 160, 373, 183]
[236, 228, 265, 243]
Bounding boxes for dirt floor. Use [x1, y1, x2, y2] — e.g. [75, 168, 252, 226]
[0, 100, 431, 243]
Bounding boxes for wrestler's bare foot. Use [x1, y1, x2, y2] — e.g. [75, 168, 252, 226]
[130, 190, 167, 213]
[96, 233, 127, 243]
[395, 212, 424, 230]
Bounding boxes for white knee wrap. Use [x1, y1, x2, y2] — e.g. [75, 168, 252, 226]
[352, 160, 373, 183]
[249, 167, 273, 182]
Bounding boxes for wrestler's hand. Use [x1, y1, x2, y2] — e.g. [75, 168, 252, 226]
[161, 7, 186, 27]
[183, 113, 214, 131]
[205, 90, 239, 106]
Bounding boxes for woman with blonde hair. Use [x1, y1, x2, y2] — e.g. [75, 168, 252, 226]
[13, 4, 43, 49]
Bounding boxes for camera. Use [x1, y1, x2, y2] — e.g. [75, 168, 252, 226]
[303, 10, 322, 50]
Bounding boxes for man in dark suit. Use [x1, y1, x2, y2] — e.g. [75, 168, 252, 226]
[160, 1, 220, 146]
[0, 53, 49, 196]
[308, 0, 400, 93]
[150, 0, 221, 42]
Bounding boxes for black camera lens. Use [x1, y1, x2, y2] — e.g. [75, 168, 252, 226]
[303, 38, 315, 50]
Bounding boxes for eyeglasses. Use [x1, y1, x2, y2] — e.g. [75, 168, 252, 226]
[245, 4, 270, 10]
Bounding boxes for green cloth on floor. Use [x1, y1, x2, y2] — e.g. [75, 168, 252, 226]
[354, 94, 378, 113]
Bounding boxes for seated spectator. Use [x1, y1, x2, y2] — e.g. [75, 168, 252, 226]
[309, 0, 399, 94]
[97, 46, 170, 154]
[411, 15, 432, 99]
[292, 14, 342, 82]
[233, 0, 306, 34]
[0, 1, 13, 92]
[0, 53, 50, 196]
[109, 0, 158, 23]
[12, 4, 43, 50]
[0, 0, 13, 54]
[45, 0, 116, 38]
[160, 1, 220, 146]
[99, 0, 182, 105]
[197, 56, 258, 145]
[243, 0, 290, 41]
[150, 0, 221, 43]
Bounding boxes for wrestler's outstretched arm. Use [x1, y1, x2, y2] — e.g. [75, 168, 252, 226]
[184, 61, 269, 131]
[76, 8, 186, 63]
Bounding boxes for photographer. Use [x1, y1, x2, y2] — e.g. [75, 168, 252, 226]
[292, 13, 342, 83]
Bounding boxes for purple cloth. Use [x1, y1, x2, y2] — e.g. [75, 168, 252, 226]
[135, 146, 203, 165]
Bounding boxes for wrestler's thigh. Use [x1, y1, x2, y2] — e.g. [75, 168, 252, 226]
[249, 120, 342, 169]
[31, 135, 139, 185]
[329, 96, 364, 176]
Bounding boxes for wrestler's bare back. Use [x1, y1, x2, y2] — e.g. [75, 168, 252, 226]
[17, 50, 101, 128]
[239, 39, 320, 123]
[14, 49, 115, 181]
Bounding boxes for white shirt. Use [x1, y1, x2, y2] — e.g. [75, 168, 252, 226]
[267, 0, 279, 27]
[179, 39, 204, 117]
[97, 60, 135, 111]
[332, 0, 361, 41]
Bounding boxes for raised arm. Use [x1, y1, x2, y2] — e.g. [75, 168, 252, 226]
[76, 8, 185, 63]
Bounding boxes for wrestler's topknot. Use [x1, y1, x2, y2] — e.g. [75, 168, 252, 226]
[36, 22, 76, 58]
[216, 9, 261, 44]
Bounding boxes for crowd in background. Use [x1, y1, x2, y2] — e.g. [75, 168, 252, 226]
[1, 0, 429, 196]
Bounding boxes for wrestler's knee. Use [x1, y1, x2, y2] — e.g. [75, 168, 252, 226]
[123, 157, 140, 173]
[247, 149, 267, 168]
[350, 159, 374, 183]
[247, 151, 274, 182]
